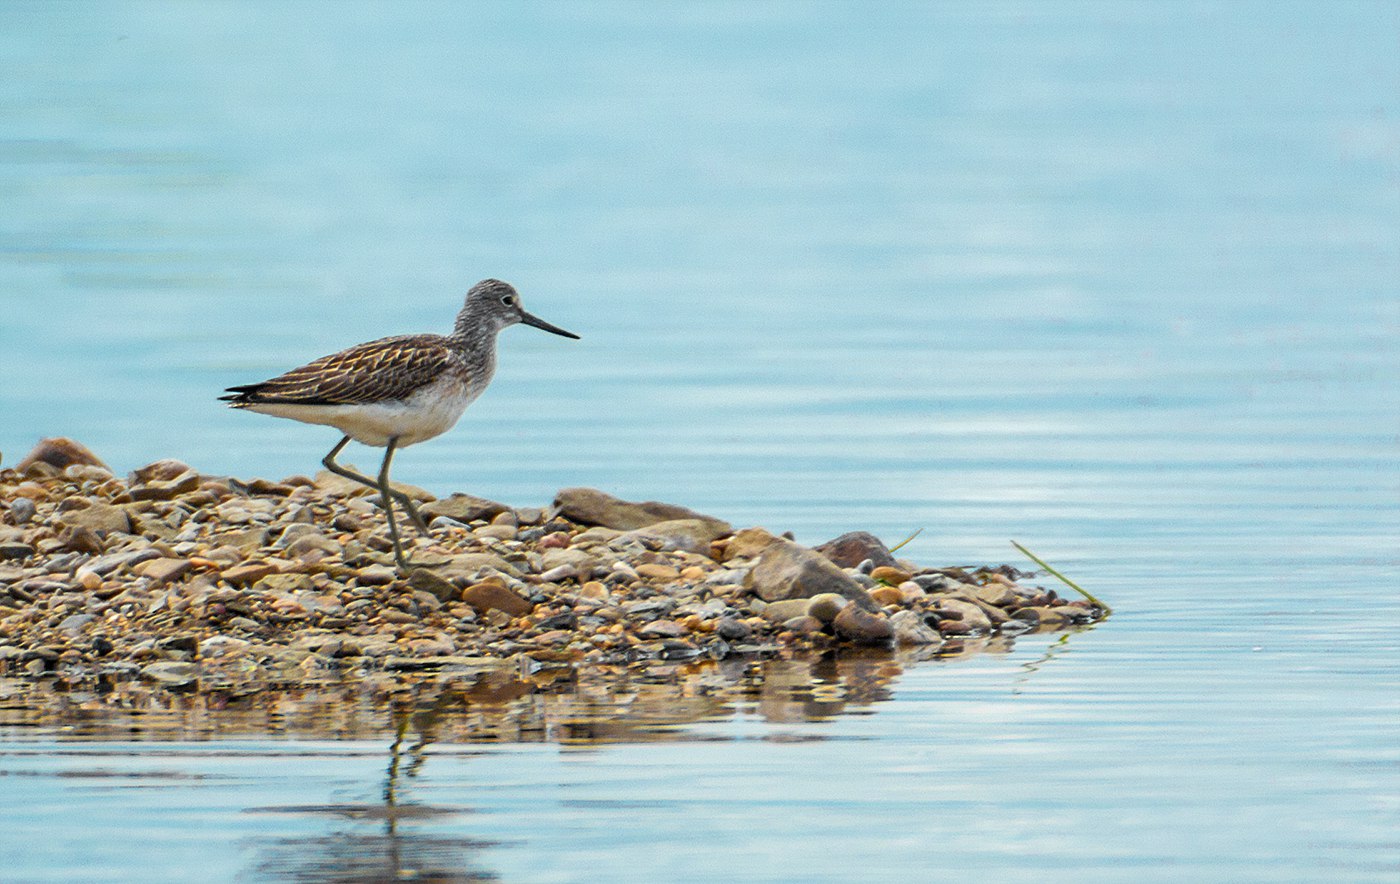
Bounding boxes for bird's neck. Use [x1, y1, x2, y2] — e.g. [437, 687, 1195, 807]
[447, 304, 498, 353]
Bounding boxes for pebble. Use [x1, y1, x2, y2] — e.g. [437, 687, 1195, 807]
[832, 605, 894, 645]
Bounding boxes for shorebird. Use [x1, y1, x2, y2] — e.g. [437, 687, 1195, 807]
[220, 278, 578, 570]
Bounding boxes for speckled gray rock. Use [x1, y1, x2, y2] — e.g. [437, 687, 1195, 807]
[746, 539, 879, 612]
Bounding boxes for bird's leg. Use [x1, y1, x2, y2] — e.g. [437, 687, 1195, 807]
[378, 437, 413, 572]
[322, 435, 432, 535]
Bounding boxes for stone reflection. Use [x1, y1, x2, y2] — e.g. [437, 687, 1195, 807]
[0, 637, 1074, 741]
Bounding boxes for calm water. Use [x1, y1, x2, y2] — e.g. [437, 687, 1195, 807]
[2, 2, 1398, 881]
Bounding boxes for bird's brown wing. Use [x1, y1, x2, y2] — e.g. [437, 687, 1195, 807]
[221, 335, 455, 406]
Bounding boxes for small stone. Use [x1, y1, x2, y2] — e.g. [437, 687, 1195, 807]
[720, 526, 782, 562]
[475, 524, 517, 541]
[933, 598, 992, 632]
[715, 617, 751, 641]
[635, 563, 681, 581]
[870, 565, 912, 585]
[420, 493, 510, 523]
[578, 581, 611, 600]
[805, 593, 849, 624]
[760, 598, 813, 623]
[136, 557, 193, 585]
[407, 568, 460, 603]
[222, 562, 276, 586]
[869, 585, 904, 607]
[60, 502, 132, 536]
[8, 498, 36, 525]
[1011, 606, 1069, 627]
[0, 542, 33, 561]
[639, 619, 687, 638]
[832, 605, 894, 645]
[57, 613, 96, 634]
[15, 437, 109, 473]
[781, 615, 825, 635]
[140, 661, 198, 686]
[746, 539, 880, 612]
[890, 610, 941, 645]
[130, 459, 195, 484]
[553, 487, 729, 533]
[461, 582, 533, 617]
[618, 519, 731, 555]
[814, 531, 899, 569]
[355, 565, 398, 586]
[973, 583, 1021, 607]
[255, 573, 314, 593]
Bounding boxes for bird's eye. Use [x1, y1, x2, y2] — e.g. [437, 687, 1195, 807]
[501, 295, 515, 306]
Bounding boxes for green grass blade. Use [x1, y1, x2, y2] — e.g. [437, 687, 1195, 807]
[1010, 540, 1113, 616]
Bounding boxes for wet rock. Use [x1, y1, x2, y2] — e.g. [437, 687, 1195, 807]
[1010, 606, 1069, 627]
[760, 598, 815, 623]
[805, 592, 849, 624]
[890, 610, 941, 645]
[972, 582, 1021, 608]
[420, 493, 510, 523]
[747, 539, 880, 612]
[932, 598, 992, 632]
[832, 605, 894, 645]
[781, 615, 825, 636]
[15, 437, 109, 473]
[814, 531, 898, 569]
[461, 582, 533, 617]
[140, 661, 198, 686]
[554, 487, 729, 533]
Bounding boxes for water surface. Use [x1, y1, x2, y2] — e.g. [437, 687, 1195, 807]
[1, 2, 1398, 881]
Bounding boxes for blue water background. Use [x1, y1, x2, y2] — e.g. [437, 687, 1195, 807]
[1, 2, 1398, 881]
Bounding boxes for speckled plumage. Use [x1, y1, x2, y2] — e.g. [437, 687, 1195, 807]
[220, 278, 578, 570]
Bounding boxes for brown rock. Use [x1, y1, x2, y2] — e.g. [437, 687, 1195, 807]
[805, 593, 849, 623]
[832, 604, 894, 645]
[461, 582, 533, 617]
[932, 598, 992, 632]
[15, 437, 109, 473]
[746, 539, 880, 612]
[780, 615, 825, 636]
[1011, 606, 1069, 628]
[814, 531, 898, 569]
[137, 557, 193, 585]
[760, 598, 815, 623]
[635, 563, 681, 581]
[638, 619, 687, 638]
[130, 459, 194, 484]
[421, 493, 510, 523]
[407, 568, 459, 603]
[869, 585, 904, 607]
[973, 582, 1021, 608]
[59, 502, 132, 536]
[870, 565, 912, 585]
[221, 562, 277, 586]
[619, 519, 732, 554]
[720, 526, 783, 562]
[553, 487, 729, 533]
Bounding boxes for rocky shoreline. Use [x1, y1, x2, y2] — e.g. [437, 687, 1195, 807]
[0, 438, 1105, 693]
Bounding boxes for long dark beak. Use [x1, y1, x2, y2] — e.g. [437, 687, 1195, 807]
[520, 310, 580, 340]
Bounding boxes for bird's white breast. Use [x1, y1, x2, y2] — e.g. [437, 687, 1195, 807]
[245, 373, 479, 448]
